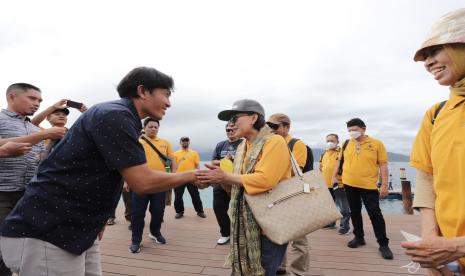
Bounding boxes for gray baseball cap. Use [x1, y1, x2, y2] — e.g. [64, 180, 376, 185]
[218, 99, 265, 121]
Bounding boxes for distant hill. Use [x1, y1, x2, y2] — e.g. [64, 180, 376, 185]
[199, 148, 409, 162]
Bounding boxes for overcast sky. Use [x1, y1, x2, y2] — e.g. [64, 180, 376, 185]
[1, 0, 463, 154]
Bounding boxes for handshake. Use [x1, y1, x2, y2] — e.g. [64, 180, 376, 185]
[194, 163, 232, 190]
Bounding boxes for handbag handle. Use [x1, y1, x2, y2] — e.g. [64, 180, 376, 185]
[288, 148, 304, 178]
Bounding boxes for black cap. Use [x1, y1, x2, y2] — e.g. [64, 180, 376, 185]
[51, 108, 70, 115]
[217, 99, 265, 121]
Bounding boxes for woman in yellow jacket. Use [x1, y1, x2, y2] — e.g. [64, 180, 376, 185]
[401, 8, 465, 275]
[196, 99, 292, 276]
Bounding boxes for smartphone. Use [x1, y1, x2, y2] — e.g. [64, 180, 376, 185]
[66, 100, 83, 109]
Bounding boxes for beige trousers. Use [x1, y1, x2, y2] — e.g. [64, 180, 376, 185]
[280, 235, 309, 275]
[0, 237, 102, 276]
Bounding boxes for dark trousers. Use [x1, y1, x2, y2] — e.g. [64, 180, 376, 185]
[131, 192, 166, 244]
[174, 183, 204, 214]
[213, 187, 230, 237]
[344, 185, 389, 246]
[328, 188, 351, 230]
[122, 189, 132, 221]
[0, 191, 24, 276]
[261, 235, 288, 276]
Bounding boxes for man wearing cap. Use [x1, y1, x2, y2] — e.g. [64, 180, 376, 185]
[211, 122, 242, 245]
[267, 113, 309, 276]
[173, 137, 206, 219]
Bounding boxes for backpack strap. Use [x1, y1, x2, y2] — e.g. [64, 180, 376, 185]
[431, 100, 447, 125]
[319, 152, 325, 163]
[288, 138, 299, 152]
[338, 139, 350, 175]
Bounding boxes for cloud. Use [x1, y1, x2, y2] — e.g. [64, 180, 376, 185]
[0, 0, 463, 155]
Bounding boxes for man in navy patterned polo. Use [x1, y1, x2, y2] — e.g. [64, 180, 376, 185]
[0, 67, 199, 275]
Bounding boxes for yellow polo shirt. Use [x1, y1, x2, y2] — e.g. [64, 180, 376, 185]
[339, 136, 388, 190]
[284, 135, 307, 169]
[174, 149, 200, 172]
[320, 147, 342, 188]
[240, 135, 292, 195]
[139, 136, 174, 172]
[411, 94, 465, 265]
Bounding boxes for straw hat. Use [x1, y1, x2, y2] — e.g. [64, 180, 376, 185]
[414, 8, 465, 61]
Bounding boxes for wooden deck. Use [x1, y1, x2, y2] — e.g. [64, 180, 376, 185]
[101, 206, 426, 275]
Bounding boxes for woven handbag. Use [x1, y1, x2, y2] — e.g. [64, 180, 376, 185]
[244, 152, 342, 245]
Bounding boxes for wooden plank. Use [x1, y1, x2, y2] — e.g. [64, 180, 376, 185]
[100, 206, 426, 275]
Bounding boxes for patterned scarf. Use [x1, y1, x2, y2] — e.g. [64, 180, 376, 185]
[225, 125, 272, 276]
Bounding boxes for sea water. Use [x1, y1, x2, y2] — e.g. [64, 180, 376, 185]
[182, 162, 415, 214]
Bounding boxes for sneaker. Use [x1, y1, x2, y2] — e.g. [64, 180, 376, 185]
[379, 245, 394, 260]
[338, 228, 351, 235]
[129, 243, 141, 253]
[217, 236, 230, 245]
[149, 233, 166, 244]
[175, 213, 183, 219]
[347, 237, 366, 248]
[276, 268, 286, 275]
[197, 212, 207, 218]
[322, 223, 336, 230]
[106, 217, 115, 225]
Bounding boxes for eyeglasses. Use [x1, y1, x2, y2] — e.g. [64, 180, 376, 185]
[226, 129, 235, 133]
[266, 122, 281, 130]
[229, 113, 252, 124]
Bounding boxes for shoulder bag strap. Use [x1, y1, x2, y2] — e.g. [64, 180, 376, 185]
[140, 135, 169, 163]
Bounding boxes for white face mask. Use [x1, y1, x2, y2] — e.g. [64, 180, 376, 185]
[326, 142, 337, 149]
[349, 131, 362, 139]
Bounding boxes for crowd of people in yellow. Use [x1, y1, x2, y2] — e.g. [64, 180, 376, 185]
[0, 7, 464, 276]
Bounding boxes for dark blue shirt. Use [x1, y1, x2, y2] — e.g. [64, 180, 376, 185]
[212, 139, 243, 161]
[211, 139, 242, 191]
[1, 98, 146, 255]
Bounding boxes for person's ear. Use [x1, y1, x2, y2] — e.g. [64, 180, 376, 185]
[136, 85, 147, 99]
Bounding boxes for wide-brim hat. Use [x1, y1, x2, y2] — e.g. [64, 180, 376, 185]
[414, 8, 465, 61]
[218, 99, 265, 121]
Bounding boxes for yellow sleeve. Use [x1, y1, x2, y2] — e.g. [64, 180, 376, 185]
[166, 141, 175, 159]
[240, 136, 292, 195]
[293, 140, 307, 169]
[194, 151, 200, 167]
[377, 140, 388, 164]
[410, 105, 438, 174]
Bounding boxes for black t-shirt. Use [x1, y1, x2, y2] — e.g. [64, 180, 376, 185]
[1, 98, 146, 255]
[212, 139, 243, 161]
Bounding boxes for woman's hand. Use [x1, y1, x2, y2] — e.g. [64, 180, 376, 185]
[401, 236, 464, 268]
[196, 164, 227, 184]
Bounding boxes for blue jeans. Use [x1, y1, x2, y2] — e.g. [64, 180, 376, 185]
[131, 192, 166, 244]
[260, 235, 288, 276]
[329, 188, 351, 230]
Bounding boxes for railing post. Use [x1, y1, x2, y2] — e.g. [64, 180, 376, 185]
[400, 168, 413, 215]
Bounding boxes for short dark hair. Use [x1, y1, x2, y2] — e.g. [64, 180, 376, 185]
[326, 133, 339, 141]
[117, 67, 174, 98]
[346, 118, 366, 128]
[6, 83, 41, 95]
[143, 117, 159, 127]
[253, 114, 266, 131]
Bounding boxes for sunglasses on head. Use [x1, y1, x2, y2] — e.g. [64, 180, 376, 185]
[229, 113, 253, 124]
[266, 122, 281, 130]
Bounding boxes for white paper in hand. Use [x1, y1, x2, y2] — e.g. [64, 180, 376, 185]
[400, 230, 421, 274]
[400, 230, 421, 242]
